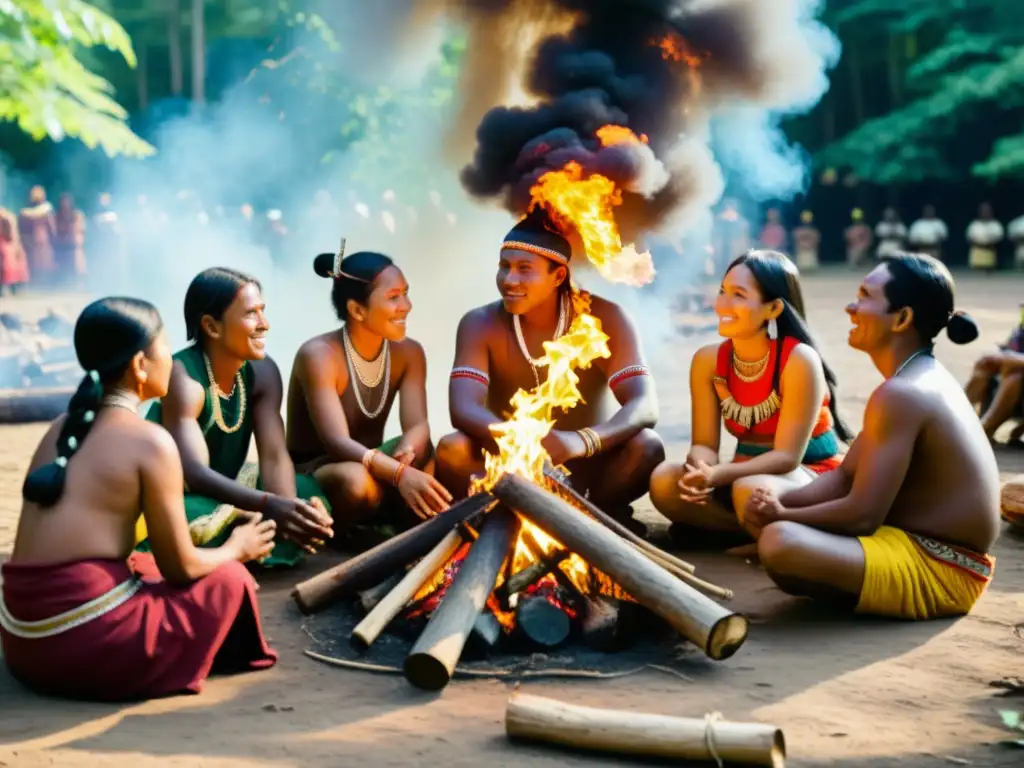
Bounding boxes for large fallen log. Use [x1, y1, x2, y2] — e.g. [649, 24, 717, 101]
[494, 473, 748, 661]
[292, 492, 495, 613]
[505, 692, 786, 767]
[404, 507, 519, 690]
[350, 529, 464, 651]
[0, 387, 74, 424]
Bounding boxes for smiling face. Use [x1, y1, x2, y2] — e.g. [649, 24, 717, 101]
[496, 248, 566, 316]
[202, 282, 269, 361]
[846, 263, 904, 352]
[350, 265, 411, 342]
[714, 263, 781, 340]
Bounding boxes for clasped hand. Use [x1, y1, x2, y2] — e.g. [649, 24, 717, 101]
[743, 487, 785, 533]
[676, 459, 719, 505]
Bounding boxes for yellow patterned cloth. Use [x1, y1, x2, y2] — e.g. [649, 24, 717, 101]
[856, 526, 995, 621]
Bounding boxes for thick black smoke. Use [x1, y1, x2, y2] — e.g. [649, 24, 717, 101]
[446, 0, 837, 249]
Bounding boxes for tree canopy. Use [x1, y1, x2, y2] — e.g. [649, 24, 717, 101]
[0, 0, 153, 157]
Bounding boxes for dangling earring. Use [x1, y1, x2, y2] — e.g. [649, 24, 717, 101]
[767, 318, 778, 340]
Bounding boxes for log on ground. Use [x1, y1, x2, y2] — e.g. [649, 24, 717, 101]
[291, 492, 495, 614]
[404, 507, 519, 690]
[494, 474, 748, 661]
[0, 387, 74, 424]
[505, 692, 785, 767]
[358, 572, 405, 614]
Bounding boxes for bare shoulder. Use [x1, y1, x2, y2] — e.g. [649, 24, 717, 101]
[169, 358, 205, 401]
[782, 342, 825, 381]
[864, 377, 928, 427]
[125, 417, 181, 468]
[393, 337, 426, 363]
[587, 293, 633, 330]
[457, 302, 504, 340]
[691, 342, 721, 374]
[250, 354, 282, 383]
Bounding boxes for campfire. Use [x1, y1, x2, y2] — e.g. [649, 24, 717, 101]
[292, 131, 748, 691]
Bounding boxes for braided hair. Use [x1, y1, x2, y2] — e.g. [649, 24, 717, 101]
[22, 297, 164, 507]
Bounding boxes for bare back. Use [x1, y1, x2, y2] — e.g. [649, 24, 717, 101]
[11, 411, 167, 565]
[861, 358, 1000, 552]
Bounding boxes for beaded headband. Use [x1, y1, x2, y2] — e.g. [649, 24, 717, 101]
[501, 240, 569, 266]
[330, 237, 369, 283]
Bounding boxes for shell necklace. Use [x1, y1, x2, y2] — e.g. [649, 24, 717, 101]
[732, 348, 770, 383]
[343, 325, 391, 419]
[513, 293, 569, 388]
[203, 353, 247, 434]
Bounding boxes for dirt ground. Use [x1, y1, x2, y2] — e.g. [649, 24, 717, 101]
[1, 269, 1022, 767]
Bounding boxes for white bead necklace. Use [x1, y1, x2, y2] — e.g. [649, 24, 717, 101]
[342, 326, 391, 419]
[513, 293, 569, 388]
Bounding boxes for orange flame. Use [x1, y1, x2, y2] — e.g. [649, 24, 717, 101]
[596, 124, 648, 147]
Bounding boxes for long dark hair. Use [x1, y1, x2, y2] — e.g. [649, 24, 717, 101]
[183, 267, 261, 344]
[22, 297, 164, 507]
[313, 250, 396, 322]
[726, 250, 853, 442]
[879, 252, 978, 347]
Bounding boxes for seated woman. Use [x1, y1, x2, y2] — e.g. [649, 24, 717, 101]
[286, 250, 451, 544]
[649, 250, 852, 546]
[144, 267, 334, 567]
[1, 297, 278, 702]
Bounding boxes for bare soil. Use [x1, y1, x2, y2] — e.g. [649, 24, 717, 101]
[1, 270, 1022, 767]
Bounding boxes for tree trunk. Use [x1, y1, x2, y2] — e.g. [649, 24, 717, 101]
[191, 0, 205, 104]
[887, 33, 903, 111]
[136, 39, 149, 113]
[167, 0, 183, 96]
[847, 42, 865, 128]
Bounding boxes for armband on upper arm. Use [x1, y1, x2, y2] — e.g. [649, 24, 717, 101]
[450, 366, 489, 387]
[608, 364, 650, 390]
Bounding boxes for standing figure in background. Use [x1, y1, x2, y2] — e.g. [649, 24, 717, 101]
[18, 185, 55, 287]
[0, 207, 30, 295]
[713, 198, 750, 276]
[844, 209, 873, 267]
[908, 205, 948, 261]
[1007, 212, 1024, 270]
[874, 207, 907, 259]
[792, 211, 820, 271]
[759, 208, 787, 251]
[90, 193, 125, 292]
[967, 202, 1004, 272]
[53, 193, 86, 289]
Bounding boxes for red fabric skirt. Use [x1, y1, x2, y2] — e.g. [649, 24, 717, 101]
[0, 552, 277, 701]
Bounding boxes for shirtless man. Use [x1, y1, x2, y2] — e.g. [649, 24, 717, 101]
[745, 252, 1000, 620]
[435, 215, 664, 530]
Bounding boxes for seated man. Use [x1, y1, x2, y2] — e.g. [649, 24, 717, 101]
[145, 267, 334, 567]
[745, 252, 999, 620]
[964, 317, 1024, 445]
[435, 214, 664, 531]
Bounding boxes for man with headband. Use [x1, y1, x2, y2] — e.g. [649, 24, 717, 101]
[435, 212, 664, 533]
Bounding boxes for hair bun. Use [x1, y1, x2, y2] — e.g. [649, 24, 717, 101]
[946, 310, 979, 345]
[313, 253, 336, 278]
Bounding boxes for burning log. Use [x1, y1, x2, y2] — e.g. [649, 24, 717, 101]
[350, 529, 464, 651]
[495, 547, 570, 610]
[494, 474, 748, 661]
[463, 610, 503, 659]
[292, 492, 495, 614]
[515, 594, 572, 649]
[545, 467, 696, 575]
[580, 595, 633, 652]
[505, 692, 786, 767]
[358, 572, 404, 614]
[404, 507, 520, 690]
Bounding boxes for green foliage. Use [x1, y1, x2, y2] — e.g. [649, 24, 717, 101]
[816, 0, 1024, 183]
[0, 0, 153, 157]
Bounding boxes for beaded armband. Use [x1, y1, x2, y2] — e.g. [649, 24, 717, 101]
[450, 367, 489, 387]
[608, 364, 650, 390]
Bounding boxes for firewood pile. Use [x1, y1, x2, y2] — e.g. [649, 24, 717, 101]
[293, 470, 748, 692]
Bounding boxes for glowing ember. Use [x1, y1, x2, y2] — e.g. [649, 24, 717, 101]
[595, 124, 648, 146]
